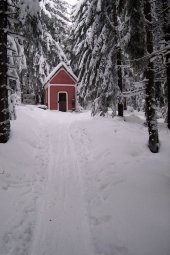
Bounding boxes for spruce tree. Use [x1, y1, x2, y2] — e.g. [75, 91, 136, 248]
[144, 0, 159, 152]
[19, 0, 69, 103]
[162, 0, 170, 129]
[7, 0, 22, 120]
[0, 0, 10, 143]
[113, 2, 124, 117]
[71, 0, 118, 115]
[122, 0, 159, 152]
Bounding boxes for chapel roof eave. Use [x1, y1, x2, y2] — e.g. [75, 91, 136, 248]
[43, 62, 78, 87]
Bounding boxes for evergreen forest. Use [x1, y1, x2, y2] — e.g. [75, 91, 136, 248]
[0, 0, 170, 153]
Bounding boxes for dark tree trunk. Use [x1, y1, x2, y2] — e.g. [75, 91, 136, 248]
[144, 0, 159, 153]
[167, 52, 170, 129]
[113, 3, 124, 117]
[0, 0, 10, 143]
[117, 48, 124, 116]
[124, 98, 127, 110]
[162, 0, 170, 129]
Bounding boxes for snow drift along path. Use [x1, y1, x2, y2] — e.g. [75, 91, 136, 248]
[30, 110, 94, 255]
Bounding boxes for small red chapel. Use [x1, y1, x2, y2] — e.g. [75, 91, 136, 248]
[44, 62, 77, 112]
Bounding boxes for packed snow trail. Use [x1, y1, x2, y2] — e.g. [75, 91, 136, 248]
[30, 111, 94, 255]
[1, 106, 170, 255]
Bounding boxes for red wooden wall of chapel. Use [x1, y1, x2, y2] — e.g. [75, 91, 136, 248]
[50, 86, 76, 110]
[50, 69, 76, 85]
[45, 67, 77, 111]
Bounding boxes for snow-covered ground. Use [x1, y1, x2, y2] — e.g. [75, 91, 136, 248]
[0, 105, 170, 255]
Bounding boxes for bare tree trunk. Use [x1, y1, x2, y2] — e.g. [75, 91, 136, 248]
[144, 0, 159, 153]
[0, 0, 10, 143]
[162, 0, 170, 129]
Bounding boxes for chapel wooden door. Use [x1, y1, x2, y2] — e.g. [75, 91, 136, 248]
[59, 93, 67, 112]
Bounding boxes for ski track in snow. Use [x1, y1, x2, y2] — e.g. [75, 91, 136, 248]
[30, 113, 95, 255]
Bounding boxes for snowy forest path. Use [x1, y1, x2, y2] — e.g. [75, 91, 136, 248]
[1, 106, 170, 255]
[30, 111, 95, 255]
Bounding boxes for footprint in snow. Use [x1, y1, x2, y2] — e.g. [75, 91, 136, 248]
[91, 215, 112, 226]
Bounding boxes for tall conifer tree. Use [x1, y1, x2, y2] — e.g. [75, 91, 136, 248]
[162, 0, 170, 129]
[71, 0, 118, 115]
[0, 0, 10, 143]
[144, 0, 159, 152]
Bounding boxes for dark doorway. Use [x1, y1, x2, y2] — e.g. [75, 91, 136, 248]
[58, 93, 67, 112]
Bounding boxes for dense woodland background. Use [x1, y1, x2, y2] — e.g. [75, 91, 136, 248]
[0, 0, 170, 152]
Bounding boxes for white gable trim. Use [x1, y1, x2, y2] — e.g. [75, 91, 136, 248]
[48, 67, 77, 85]
[44, 83, 76, 90]
[50, 83, 76, 87]
[48, 84, 51, 109]
[44, 82, 50, 90]
[44, 62, 78, 86]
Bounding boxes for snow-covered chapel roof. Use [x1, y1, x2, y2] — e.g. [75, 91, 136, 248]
[44, 62, 78, 85]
